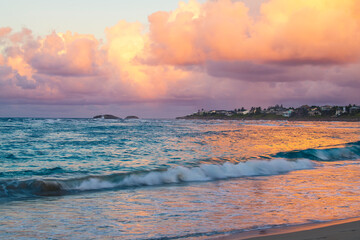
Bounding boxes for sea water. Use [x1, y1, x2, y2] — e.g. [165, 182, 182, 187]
[0, 118, 359, 239]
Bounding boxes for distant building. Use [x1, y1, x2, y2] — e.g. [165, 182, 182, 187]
[335, 106, 346, 116]
[267, 104, 286, 114]
[295, 105, 310, 117]
[188, 104, 357, 119]
[350, 106, 360, 114]
[241, 110, 250, 115]
[266, 108, 276, 114]
[309, 110, 322, 116]
[282, 110, 293, 117]
[321, 105, 332, 111]
[216, 110, 228, 114]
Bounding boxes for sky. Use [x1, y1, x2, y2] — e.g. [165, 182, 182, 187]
[0, 0, 359, 118]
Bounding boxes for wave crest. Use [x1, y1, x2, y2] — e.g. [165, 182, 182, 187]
[274, 141, 360, 161]
[0, 159, 313, 199]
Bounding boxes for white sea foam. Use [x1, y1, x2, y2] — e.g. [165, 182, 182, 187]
[73, 159, 314, 191]
[76, 178, 117, 190]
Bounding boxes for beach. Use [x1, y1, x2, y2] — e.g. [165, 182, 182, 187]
[216, 218, 360, 240]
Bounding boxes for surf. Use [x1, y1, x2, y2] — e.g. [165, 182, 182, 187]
[0, 158, 314, 200]
[273, 141, 360, 161]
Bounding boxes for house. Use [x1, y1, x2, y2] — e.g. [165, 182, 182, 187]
[266, 108, 276, 114]
[241, 110, 250, 115]
[335, 106, 346, 116]
[335, 109, 343, 116]
[267, 104, 286, 114]
[282, 109, 293, 117]
[350, 106, 360, 114]
[321, 105, 332, 111]
[294, 105, 310, 117]
[309, 110, 322, 116]
[216, 110, 228, 114]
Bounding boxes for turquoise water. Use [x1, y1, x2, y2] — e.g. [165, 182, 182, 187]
[0, 118, 359, 239]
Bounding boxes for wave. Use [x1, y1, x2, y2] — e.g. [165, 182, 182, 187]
[273, 141, 360, 161]
[0, 159, 313, 199]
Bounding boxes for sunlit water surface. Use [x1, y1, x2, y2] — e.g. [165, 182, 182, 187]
[0, 119, 359, 239]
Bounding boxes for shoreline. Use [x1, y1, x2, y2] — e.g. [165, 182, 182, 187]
[177, 116, 360, 122]
[212, 218, 360, 240]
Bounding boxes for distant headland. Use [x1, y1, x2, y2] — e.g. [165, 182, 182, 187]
[177, 104, 360, 122]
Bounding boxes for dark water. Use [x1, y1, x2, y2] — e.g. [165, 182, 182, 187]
[0, 118, 359, 239]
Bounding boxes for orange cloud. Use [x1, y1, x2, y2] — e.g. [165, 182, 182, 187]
[104, 20, 190, 100]
[147, 0, 360, 65]
[0, 27, 12, 37]
[148, 0, 205, 65]
[31, 31, 105, 76]
[254, 0, 360, 64]
[0, 0, 359, 108]
[7, 56, 35, 79]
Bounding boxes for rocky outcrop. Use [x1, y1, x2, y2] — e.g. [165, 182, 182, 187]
[93, 114, 121, 119]
[125, 116, 139, 120]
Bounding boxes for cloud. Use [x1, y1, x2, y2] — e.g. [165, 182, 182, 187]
[104, 20, 192, 100]
[0, 27, 12, 37]
[30, 31, 106, 77]
[147, 0, 360, 65]
[0, 21, 194, 104]
[0, 0, 359, 114]
[0, 29, 108, 102]
[205, 61, 287, 82]
[8, 28, 33, 43]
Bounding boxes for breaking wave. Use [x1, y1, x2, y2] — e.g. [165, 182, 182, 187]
[0, 159, 313, 199]
[3, 142, 359, 200]
[274, 141, 360, 161]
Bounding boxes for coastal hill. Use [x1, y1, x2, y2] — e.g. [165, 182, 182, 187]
[177, 104, 360, 122]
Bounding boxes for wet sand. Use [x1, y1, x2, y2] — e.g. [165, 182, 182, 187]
[214, 218, 360, 240]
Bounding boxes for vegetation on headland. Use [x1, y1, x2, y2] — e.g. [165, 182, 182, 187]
[177, 104, 360, 121]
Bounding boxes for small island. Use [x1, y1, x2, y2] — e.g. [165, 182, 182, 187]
[125, 116, 139, 120]
[177, 104, 360, 122]
[93, 114, 121, 119]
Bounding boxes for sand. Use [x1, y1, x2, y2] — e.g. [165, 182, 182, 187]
[213, 218, 360, 240]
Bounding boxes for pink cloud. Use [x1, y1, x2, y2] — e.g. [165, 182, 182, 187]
[8, 28, 33, 43]
[30, 32, 106, 77]
[147, 0, 360, 65]
[0, 0, 359, 113]
[0, 27, 12, 37]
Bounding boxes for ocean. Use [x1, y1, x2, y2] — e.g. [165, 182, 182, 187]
[0, 118, 359, 239]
